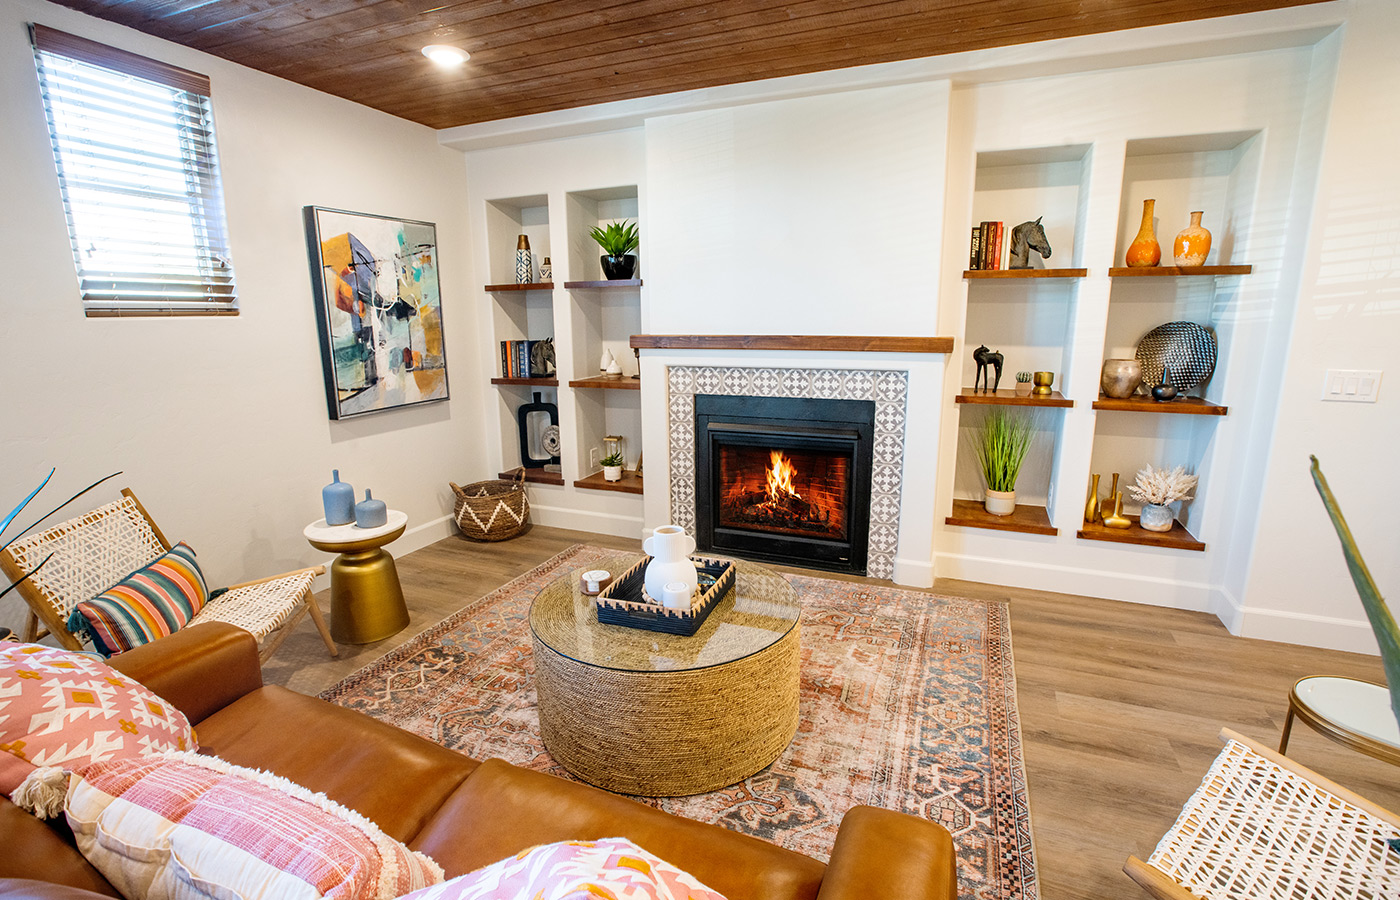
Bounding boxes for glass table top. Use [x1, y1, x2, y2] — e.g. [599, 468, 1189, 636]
[528, 554, 799, 673]
[1294, 676, 1400, 748]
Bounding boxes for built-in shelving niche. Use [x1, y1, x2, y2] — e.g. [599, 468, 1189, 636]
[1085, 131, 1260, 549]
[951, 145, 1091, 534]
[564, 186, 643, 484]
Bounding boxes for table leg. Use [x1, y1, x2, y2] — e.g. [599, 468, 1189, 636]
[1278, 705, 1296, 756]
[329, 546, 409, 643]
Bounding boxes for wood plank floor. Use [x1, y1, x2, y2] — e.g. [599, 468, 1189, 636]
[264, 526, 1398, 900]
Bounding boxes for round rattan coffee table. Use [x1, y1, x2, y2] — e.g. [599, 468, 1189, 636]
[529, 555, 801, 797]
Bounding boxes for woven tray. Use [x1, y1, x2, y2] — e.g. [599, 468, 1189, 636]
[595, 556, 735, 636]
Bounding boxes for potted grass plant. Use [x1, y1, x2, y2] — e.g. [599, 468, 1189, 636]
[588, 219, 640, 280]
[976, 409, 1034, 516]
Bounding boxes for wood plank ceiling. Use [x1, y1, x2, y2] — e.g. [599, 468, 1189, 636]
[50, 0, 1326, 129]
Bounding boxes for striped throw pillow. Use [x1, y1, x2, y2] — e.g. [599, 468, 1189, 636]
[67, 542, 209, 656]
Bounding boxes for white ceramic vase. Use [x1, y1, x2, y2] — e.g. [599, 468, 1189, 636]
[984, 489, 1016, 517]
[1139, 503, 1174, 532]
[603, 465, 623, 482]
[643, 525, 698, 602]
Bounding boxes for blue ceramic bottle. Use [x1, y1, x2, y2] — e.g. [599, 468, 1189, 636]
[355, 489, 387, 528]
[322, 469, 354, 525]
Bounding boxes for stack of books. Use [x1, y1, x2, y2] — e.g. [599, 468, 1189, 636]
[499, 340, 548, 378]
[968, 221, 1006, 270]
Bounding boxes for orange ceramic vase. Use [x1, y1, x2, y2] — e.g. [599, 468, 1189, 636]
[1173, 211, 1212, 267]
[1125, 198, 1161, 267]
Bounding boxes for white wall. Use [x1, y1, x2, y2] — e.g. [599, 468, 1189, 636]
[0, 0, 485, 630]
[1237, 0, 1400, 650]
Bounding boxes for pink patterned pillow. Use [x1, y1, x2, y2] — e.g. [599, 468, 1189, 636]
[0, 643, 196, 795]
[399, 837, 727, 900]
[67, 752, 444, 900]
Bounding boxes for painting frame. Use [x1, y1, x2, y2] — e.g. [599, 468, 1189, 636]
[304, 206, 451, 420]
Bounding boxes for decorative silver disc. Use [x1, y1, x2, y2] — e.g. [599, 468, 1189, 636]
[1135, 322, 1217, 392]
[541, 424, 562, 456]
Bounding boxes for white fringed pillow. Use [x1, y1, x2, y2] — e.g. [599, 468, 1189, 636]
[66, 751, 444, 900]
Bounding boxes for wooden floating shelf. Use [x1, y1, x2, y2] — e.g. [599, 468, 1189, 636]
[569, 374, 640, 390]
[1078, 517, 1205, 552]
[945, 499, 1056, 536]
[490, 376, 558, 387]
[497, 467, 563, 486]
[964, 268, 1087, 279]
[1092, 395, 1228, 416]
[563, 279, 643, 289]
[956, 389, 1072, 408]
[629, 334, 954, 353]
[574, 469, 643, 494]
[484, 282, 555, 292]
[1108, 265, 1251, 277]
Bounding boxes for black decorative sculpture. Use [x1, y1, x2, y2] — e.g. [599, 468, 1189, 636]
[973, 345, 1004, 393]
[517, 392, 561, 468]
[1009, 217, 1051, 269]
[529, 337, 556, 377]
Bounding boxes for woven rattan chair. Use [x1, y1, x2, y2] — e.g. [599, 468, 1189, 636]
[1126, 728, 1400, 900]
[0, 488, 337, 663]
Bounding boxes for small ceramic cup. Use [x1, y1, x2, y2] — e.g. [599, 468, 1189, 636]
[661, 581, 693, 610]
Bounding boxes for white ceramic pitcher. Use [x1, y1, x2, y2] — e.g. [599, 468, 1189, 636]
[643, 525, 698, 603]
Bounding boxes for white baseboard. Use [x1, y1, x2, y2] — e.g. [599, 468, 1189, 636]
[1215, 588, 1379, 654]
[933, 550, 1217, 612]
[530, 502, 645, 538]
[891, 556, 935, 588]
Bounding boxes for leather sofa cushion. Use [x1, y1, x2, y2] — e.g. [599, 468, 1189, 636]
[0, 879, 116, 899]
[411, 759, 825, 900]
[192, 685, 478, 843]
[0, 801, 118, 897]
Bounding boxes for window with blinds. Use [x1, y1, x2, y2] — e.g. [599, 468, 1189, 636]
[31, 25, 237, 316]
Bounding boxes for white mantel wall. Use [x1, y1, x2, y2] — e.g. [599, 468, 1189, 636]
[0, 0, 485, 629]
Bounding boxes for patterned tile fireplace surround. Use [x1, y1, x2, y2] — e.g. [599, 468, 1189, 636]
[665, 366, 909, 579]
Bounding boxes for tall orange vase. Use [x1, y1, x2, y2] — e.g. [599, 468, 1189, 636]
[1126, 198, 1161, 267]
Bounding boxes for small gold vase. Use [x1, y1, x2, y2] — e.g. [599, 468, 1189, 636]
[1084, 474, 1101, 523]
[1102, 491, 1132, 528]
[1032, 371, 1054, 396]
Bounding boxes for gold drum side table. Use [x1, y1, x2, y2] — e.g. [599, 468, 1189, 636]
[304, 511, 409, 644]
[529, 555, 801, 797]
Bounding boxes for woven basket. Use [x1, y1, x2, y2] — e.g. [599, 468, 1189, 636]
[450, 470, 529, 541]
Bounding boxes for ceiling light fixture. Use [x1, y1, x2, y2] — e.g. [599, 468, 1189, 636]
[421, 44, 469, 67]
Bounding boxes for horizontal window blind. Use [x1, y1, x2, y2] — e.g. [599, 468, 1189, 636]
[32, 24, 237, 316]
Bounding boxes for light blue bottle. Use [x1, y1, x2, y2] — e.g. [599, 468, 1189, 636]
[355, 489, 387, 528]
[322, 469, 354, 525]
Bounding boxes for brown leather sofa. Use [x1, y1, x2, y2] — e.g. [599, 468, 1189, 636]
[0, 623, 956, 899]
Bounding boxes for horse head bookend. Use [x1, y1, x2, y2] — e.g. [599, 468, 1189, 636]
[973, 344, 1004, 393]
[1009, 217, 1051, 269]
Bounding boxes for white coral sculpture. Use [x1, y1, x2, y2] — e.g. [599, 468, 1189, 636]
[1129, 464, 1199, 506]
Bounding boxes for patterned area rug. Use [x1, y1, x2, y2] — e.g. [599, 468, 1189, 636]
[320, 545, 1037, 900]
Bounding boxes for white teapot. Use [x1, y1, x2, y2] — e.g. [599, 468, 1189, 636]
[642, 525, 698, 604]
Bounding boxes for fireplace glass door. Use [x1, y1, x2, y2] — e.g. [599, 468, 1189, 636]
[717, 445, 850, 542]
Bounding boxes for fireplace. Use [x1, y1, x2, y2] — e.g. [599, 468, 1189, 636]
[695, 394, 874, 574]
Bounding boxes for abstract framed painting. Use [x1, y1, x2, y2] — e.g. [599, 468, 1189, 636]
[304, 207, 450, 420]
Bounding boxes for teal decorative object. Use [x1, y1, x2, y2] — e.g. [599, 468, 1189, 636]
[322, 469, 354, 525]
[1311, 456, 1400, 730]
[355, 489, 387, 528]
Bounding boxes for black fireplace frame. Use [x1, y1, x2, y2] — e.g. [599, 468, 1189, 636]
[695, 394, 874, 574]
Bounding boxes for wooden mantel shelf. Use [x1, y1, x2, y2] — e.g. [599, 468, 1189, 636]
[629, 335, 954, 353]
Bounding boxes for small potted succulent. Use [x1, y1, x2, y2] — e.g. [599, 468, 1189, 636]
[600, 451, 626, 482]
[976, 409, 1034, 516]
[1128, 464, 1198, 532]
[588, 219, 640, 280]
[1014, 371, 1033, 396]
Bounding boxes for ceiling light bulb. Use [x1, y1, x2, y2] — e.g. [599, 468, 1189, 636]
[422, 45, 468, 67]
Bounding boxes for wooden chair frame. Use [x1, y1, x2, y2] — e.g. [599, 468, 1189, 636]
[0, 488, 337, 663]
[1126, 728, 1400, 900]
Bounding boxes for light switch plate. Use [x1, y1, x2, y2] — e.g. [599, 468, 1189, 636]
[1322, 368, 1382, 403]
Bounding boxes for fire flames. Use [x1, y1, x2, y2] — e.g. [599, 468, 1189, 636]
[766, 451, 801, 505]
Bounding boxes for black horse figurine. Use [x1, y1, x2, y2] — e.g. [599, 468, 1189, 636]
[1009, 217, 1051, 269]
[973, 344, 1004, 392]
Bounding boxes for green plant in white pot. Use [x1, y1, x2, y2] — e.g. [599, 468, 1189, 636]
[976, 409, 1033, 516]
[600, 451, 625, 482]
[588, 219, 640, 280]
